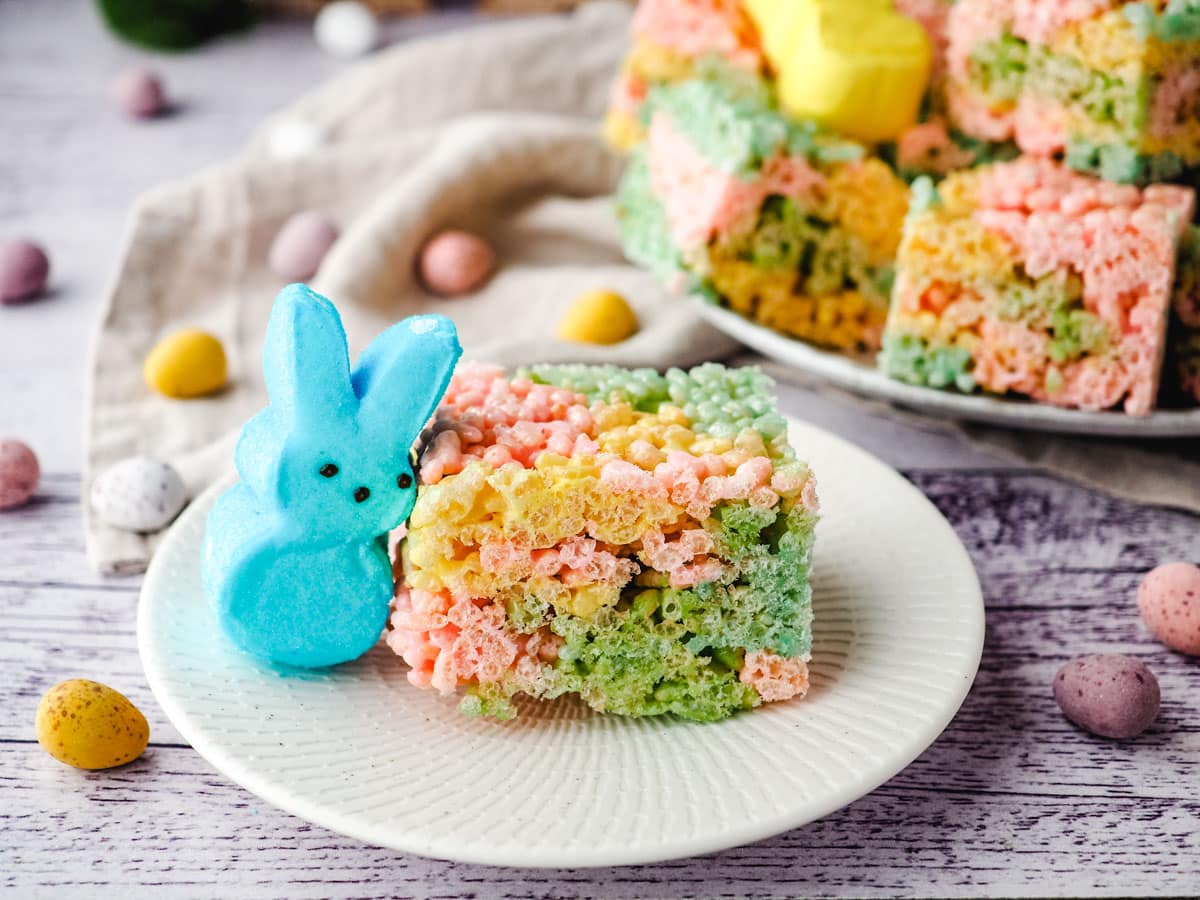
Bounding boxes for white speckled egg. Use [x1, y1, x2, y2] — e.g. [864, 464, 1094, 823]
[314, 2, 380, 59]
[91, 457, 188, 533]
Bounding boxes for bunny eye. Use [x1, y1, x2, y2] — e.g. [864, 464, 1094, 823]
[319, 463, 339, 477]
[397, 473, 413, 489]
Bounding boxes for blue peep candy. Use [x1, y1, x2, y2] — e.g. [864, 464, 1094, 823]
[201, 284, 462, 668]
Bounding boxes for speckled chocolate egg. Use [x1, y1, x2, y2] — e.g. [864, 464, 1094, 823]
[0, 439, 39, 510]
[91, 457, 187, 533]
[1138, 562, 1200, 655]
[1053, 654, 1160, 739]
[269, 211, 339, 281]
[0, 238, 50, 305]
[36, 679, 149, 770]
[267, 118, 325, 160]
[113, 66, 166, 119]
[418, 230, 495, 296]
[314, 1, 380, 59]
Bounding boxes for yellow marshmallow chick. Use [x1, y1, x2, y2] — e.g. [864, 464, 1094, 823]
[743, 0, 931, 144]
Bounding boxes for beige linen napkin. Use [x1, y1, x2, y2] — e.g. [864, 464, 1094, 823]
[87, 1, 1199, 576]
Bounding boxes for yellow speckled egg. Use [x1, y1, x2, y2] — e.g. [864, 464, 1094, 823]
[557, 289, 640, 345]
[36, 679, 149, 770]
[143, 329, 228, 398]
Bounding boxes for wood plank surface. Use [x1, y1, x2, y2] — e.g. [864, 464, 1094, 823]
[2, 1, 1199, 897]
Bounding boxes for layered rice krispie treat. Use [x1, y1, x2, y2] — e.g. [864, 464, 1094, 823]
[880, 157, 1198, 414]
[604, 0, 766, 152]
[617, 77, 910, 352]
[387, 362, 818, 721]
[945, 0, 1200, 184]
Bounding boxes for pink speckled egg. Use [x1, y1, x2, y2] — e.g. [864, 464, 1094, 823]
[269, 211, 339, 281]
[418, 230, 495, 297]
[1053, 654, 1160, 739]
[113, 67, 167, 119]
[1138, 562, 1200, 655]
[0, 440, 40, 510]
[0, 239, 50, 305]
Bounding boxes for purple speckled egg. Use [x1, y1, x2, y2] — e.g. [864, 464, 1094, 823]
[0, 440, 40, 510]
[1138, 562, 1200, 656]
[269, 211, 339, 281]
[418, 230, 495, 297]
[0, 239, 50, 305]
[113, 67, 167, 119]
[1053, 654, 1160, 739]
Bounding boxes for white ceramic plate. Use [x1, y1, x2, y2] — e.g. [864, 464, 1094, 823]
[138, 419, 984, 868]
[693, 297, 1200, 438]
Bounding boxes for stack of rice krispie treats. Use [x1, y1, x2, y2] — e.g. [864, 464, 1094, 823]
[607, 0, 1200, 413]
[945, 0, 1200, 185]
[616, 77, 910, 352]
[388, 362, 819, 721]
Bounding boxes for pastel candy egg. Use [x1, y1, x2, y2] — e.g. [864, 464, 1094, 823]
[36, 679, 149, 770]
[557, 289, 640, 345]
[418, 230, 495, 296]
[267, 118, 325, 160]
[1053, 654, 1160, 739]
[269, 211, 339, 281]
[0, 439, 40, 510]
[0, 238, 50, 305]
[144, 328, 228, 398]
[314, 1, 380, 59]
[1138, 562, 1200, 655]
[91, 457, 188, 532]
[113, 67, 166, 119]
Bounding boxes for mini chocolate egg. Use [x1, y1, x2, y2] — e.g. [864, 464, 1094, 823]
[1053, 654, 1160, 739]
[113, 66, 166, 119]
[36, 679, 149, 770]
[314, 1, 380, 59]
[144, 328, 228, 398]
[267, 118, 325, 160]
[0, 439, 39, 510]
[418, 230, 495, 297]
[91, 457, 187, 533]
[557, 289, 640, 345]
[1138, 562, 1200, 655]
[0, 238, 50, 305]
[269, 211, 339, 281]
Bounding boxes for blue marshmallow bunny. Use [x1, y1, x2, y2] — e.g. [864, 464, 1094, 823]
[202, 284, 462, 668]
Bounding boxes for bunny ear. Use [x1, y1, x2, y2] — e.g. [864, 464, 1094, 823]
[263, 284, 357, 425]
[352, 314, 462, 454]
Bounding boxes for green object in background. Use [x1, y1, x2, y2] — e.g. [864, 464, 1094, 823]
[97, 0, 255, 51]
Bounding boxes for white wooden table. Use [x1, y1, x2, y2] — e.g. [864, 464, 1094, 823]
[3, 3, 1199, 897]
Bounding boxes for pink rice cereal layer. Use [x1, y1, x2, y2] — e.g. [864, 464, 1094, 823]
[388, 587, 561, 695]
[973, 159, 1193, 413]
[739, 650, 810, 702]
[646, 113, 826, 254]
[632, 0, 763, 70]
[420, 363, 597, 484]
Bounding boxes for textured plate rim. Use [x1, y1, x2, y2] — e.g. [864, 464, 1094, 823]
[138, 418, 985, 868]
[693, 296, 1200, 438]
